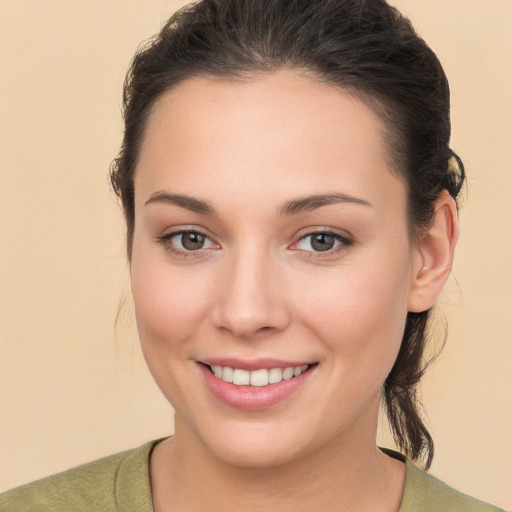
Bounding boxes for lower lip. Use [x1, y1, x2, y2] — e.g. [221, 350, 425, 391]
[198, 364, 315, 411]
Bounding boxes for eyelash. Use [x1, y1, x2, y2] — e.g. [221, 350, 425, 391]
[291, 229, 353, 258]
[155, 228, 354, 258]
[155, 230, 218, 258]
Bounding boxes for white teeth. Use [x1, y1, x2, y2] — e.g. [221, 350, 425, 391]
[221, 366, 233, 383]
[250, 369, 269, 387]
[232, 369, 250, 385]
[209, 364, 311, 387]
[282, 367, 294, 380]
[268, 368, 283, 384]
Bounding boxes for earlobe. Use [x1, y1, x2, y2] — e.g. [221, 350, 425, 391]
[408, 190, 459, 313]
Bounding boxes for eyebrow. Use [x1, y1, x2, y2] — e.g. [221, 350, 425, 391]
[144, 191, 372, 216]
[279, 193, 372, 216]
[145, 192, 216, 215]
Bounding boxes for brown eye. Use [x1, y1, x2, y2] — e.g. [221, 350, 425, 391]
[157, 229, 219, 256]
[310, 233, 335, 252]
[294, 231, 351, 254]
[180, 232, 206, 250]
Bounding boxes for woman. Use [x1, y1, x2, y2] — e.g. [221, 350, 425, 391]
[0, 0, 507, 510]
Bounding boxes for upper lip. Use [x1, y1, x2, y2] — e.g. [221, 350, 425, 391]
[198, 358, 315, 371]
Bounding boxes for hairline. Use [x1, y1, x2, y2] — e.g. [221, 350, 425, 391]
[127, 66, 417, 258]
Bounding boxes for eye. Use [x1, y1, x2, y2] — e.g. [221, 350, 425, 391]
[157, 230, 219, 254]
[292, 231, 352, 254]
[172, 231, 210, 251]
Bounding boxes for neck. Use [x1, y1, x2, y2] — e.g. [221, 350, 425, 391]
[150, 414, 405, 512]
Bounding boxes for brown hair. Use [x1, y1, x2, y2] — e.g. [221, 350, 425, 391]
[110, 0, 465, 469]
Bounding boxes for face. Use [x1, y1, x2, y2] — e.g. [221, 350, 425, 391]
[131, 70, 421, 468]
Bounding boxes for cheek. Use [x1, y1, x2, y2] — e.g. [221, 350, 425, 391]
[130, 251, 217, 410]
[130, 248, 214, 354]
[294, 251, 412, 376]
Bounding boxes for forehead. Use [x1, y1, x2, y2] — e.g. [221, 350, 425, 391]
[134, 70, 405, 213]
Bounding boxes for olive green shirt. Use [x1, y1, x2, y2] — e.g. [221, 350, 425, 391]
[0, 440, 505, 511]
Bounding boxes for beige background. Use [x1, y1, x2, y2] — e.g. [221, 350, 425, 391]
[0, 0, 510, 508]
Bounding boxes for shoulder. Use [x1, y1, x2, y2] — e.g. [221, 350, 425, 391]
[0, 439, 162, 512]
[393, 451, 506, 512]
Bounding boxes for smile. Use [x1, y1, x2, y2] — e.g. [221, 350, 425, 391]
[209, 364, 310, 387]
[199, 361, 317, 410]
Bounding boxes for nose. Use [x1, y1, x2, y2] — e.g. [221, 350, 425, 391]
[212, 247, 291, 340]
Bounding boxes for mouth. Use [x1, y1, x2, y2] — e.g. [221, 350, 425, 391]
[198, 360, 318, 410]
[203, 363, 316, 387]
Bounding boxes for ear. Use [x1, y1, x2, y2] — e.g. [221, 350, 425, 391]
[408, 190, 459, 313]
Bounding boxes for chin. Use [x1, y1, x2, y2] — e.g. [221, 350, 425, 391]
[192, 419, 314, 469]
[211, 438, 304, 469]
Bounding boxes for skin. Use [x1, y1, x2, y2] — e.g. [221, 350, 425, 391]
[130, 70, 458, 512]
